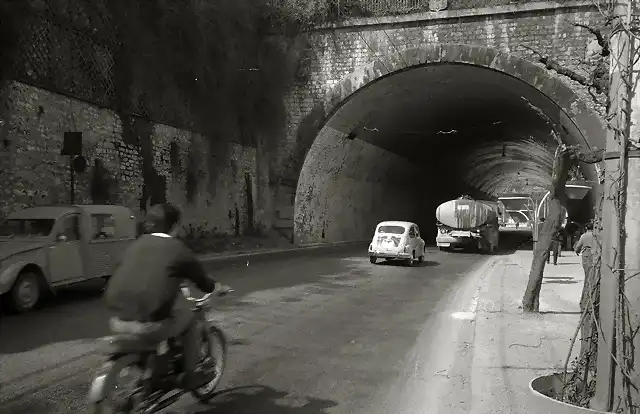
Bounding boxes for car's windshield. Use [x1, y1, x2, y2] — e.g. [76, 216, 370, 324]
[377, 225, 406, 234]
[0, 219, 56, 237]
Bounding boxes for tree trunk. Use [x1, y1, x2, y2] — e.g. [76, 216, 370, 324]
[579, 258, 600, 363]
[522, 196, 565, 312]
[521, 145, 603, 313]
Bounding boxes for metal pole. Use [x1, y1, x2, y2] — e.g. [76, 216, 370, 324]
[591, 2, 633, 410]
[536, 191, 550, 221]
[616, 0, 640, 407]
[533, 191, 550, 252]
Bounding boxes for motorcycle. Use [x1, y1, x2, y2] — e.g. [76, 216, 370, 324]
[87, 285, 232, 413]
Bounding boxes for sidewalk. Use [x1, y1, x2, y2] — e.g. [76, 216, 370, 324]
[471, 250, 585, 414]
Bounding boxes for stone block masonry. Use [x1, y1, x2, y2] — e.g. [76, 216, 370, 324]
[0, 80, 274, 236]
[0, 1, 608, 243]
[278, 1, 605, 182]
[277, 1, 610, 244]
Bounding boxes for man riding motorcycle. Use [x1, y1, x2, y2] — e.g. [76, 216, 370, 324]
[104, 202, 229, 390]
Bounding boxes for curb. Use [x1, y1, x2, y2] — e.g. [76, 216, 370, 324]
[197, 239, 369, 263]
[468, 255, 502, 312]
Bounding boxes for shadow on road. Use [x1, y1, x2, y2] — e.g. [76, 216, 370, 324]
[194, 385, 337, 413]
[538, 311, 582, 315]
[544, 279, 579, 285]
[0, 281, 109, 354]
[377, 260, 439, 267]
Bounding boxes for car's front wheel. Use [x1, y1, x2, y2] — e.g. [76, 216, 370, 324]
[370, 256, 377, 264]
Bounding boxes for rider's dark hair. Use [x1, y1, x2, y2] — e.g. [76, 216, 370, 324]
[585, 222, 594, 231]
[144, 203, 181, 234]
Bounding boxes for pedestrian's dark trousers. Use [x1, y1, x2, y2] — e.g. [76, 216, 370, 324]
[582, 249, 593, 278]
[109, 306, 201, 380]
[547, 241, 559, 264]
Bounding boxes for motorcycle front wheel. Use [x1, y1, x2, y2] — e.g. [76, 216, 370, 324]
[190, 325, 227, 402]
[87, 357, 145, 414]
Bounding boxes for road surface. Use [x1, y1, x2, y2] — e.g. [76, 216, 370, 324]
[0, 245, 491, 414]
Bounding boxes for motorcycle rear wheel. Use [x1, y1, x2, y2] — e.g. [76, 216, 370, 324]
[190, 326, 227, 402]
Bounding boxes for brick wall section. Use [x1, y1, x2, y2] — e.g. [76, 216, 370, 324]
[0, 81, 273, 235]
[0, 3, 608, 243]
[294, 125, 430, 244]
[281, 2, 608, 244]
[153, 124, 270, 235]
[0, 81, 139, 213]
[278, 3, 604, 182]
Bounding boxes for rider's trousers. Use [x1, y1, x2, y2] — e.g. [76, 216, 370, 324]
[109, 305, 201, 377]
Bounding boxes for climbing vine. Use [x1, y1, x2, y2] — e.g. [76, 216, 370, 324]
[521, 1, 640, 411]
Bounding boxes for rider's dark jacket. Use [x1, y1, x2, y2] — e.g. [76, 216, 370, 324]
[104, 233, 217, 323]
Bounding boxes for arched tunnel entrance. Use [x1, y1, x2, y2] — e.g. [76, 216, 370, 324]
[293, 44, 605, 245]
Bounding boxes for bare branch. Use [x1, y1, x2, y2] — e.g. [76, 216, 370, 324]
[564, 145, 605, 164]
[520, 45, 606, 95]
[568, 21, 611, 57]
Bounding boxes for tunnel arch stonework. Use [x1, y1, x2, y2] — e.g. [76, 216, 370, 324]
[292, 43, 606, 245]
[321, 43, 605, 149]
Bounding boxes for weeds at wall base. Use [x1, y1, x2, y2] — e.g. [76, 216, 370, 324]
[179, 223, 291, 254]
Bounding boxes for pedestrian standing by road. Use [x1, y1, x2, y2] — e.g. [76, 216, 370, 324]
[564, 221, 577, 250]
[547, 228, 562, 265]
[574, 222, 594, 278]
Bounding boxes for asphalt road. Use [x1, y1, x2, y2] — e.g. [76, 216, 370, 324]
[0, 245, 491, 414]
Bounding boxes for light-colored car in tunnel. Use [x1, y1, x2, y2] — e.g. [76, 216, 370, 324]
[368, 221, 426, 267]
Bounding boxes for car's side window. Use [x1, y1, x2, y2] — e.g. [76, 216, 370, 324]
[59, 215, 80, 241]
[91, 214, 116, 239]
[415, 226, 420, 238]
[409, 227, 416, 238]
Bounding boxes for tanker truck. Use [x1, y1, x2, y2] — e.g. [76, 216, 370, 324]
[435, 195, 504, 253]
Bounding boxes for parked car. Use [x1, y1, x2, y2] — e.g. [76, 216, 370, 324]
[0, 204, 137, 313]
[368, 221, 426, 266]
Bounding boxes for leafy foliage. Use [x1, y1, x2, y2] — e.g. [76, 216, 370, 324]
[568, 164, 586, 181]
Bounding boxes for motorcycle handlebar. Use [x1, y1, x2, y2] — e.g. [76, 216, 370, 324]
[181, 285, 233, 303]
[192, 291, 215, 304]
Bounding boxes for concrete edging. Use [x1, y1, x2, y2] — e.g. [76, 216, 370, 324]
[529, 373, 612, 413]
[198, 239, 369, 263]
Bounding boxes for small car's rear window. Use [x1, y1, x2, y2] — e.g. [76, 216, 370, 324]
[377, 225, 406, 234]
